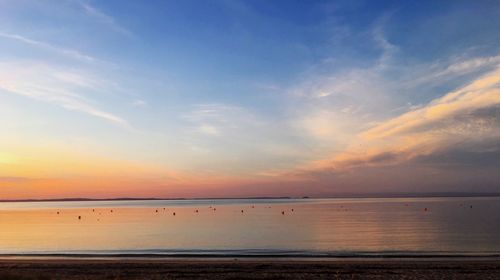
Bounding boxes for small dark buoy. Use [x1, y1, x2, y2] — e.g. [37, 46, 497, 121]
[252, 205, 254, 208]
[173, 212, 176, 216]
[291, 209, 294, 212]
[281, 211, 285, 215]
[470, 205, 472, 209]
[155, 209, 158, 213]
[78, 216, 81, 220]
[110, 210, 113, 213]
[213, 208, 216, 211]
[241, 210, 244, 213]
[57, 211, 60, 215]
[424, 208, 428, 211]
[92, 209, 95, 212]
[195, 209, 199, 213]
[163, 208, 166, 210]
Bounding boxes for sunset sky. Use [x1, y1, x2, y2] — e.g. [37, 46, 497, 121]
[1, 0, 500, 199]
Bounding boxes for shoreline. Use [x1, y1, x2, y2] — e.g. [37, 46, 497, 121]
[1, 258, 499, 279]
[2, 253, 500, 260]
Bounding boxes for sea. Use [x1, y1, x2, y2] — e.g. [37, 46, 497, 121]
[1, 197, 499, 257]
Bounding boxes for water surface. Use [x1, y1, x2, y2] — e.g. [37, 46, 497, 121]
[1, 197, 499, 256]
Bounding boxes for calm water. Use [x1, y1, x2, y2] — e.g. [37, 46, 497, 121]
[1, 197, 499, 256]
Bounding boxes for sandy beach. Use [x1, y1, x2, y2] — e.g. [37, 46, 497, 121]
[1, 258, 499, 279]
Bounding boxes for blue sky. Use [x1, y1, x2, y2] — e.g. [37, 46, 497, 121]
[1, 0, 500, 198]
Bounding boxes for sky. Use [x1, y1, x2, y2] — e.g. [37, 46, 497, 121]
[1, 0, 500, 199]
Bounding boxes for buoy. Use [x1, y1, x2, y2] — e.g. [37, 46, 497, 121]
[195, 209, 199, 213]
[57, 211, 60, 214]
[281, 211, 285, 215]
[424, 208, 428, 211]
[241, 210, 244, 213]
[156, 209, 158, 213]
[78, 216, 81, 220]
[173, 212, 176, 216]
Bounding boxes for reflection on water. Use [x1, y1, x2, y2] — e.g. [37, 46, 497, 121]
[1, 197, 499, 255]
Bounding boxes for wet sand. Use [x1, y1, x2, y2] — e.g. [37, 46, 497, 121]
[0, 258, 499, 279]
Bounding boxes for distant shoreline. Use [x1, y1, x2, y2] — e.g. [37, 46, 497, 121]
[1, 193, 500, 203]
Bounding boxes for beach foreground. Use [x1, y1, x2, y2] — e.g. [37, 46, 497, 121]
[0, 259, 499, 280]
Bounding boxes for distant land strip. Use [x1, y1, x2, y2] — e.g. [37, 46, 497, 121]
[1, 192, 500, 203]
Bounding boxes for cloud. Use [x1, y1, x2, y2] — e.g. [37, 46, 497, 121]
[372, 15, 398, 70]
[0, 61, 129, 127]
[276, 12, 500, 192]
[77, 1, 132, 36]
[305, 66, 500, 173]
[288, 22, 404, 157]
[362, 67, 500, 141]
[268, 12, 500, 186]
[287, 15, 500, 169]
[439, 56, 500, 76]
[178, 103, 309, 176]
[182, 103, 263, 136]
[131, 99, 148, 108]
[0, 31, 96, 62]
[402, 55, 500, 89]
[198, 124, 219, 136]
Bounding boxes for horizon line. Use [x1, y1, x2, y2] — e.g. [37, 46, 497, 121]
[2, 192, 500, 203]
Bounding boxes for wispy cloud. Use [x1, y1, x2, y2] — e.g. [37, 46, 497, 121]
[372, 15, 398, 70]
[0, 31, 96, 62]
[402, 55, 500, 89]
[305, 66, 500, 173]
[288, 14, 500, 165]
[178, 103, 309, 175]
[182, 103, 261, 137]
[198, 124, 219, 136]
[0, 61, 129, 128]
[77, 0, 132, 36]
[288, 22, 401, 156]
[282, 12, 500, 185]
[363, 67, 500, 141]
[131, 99, 148, 108]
